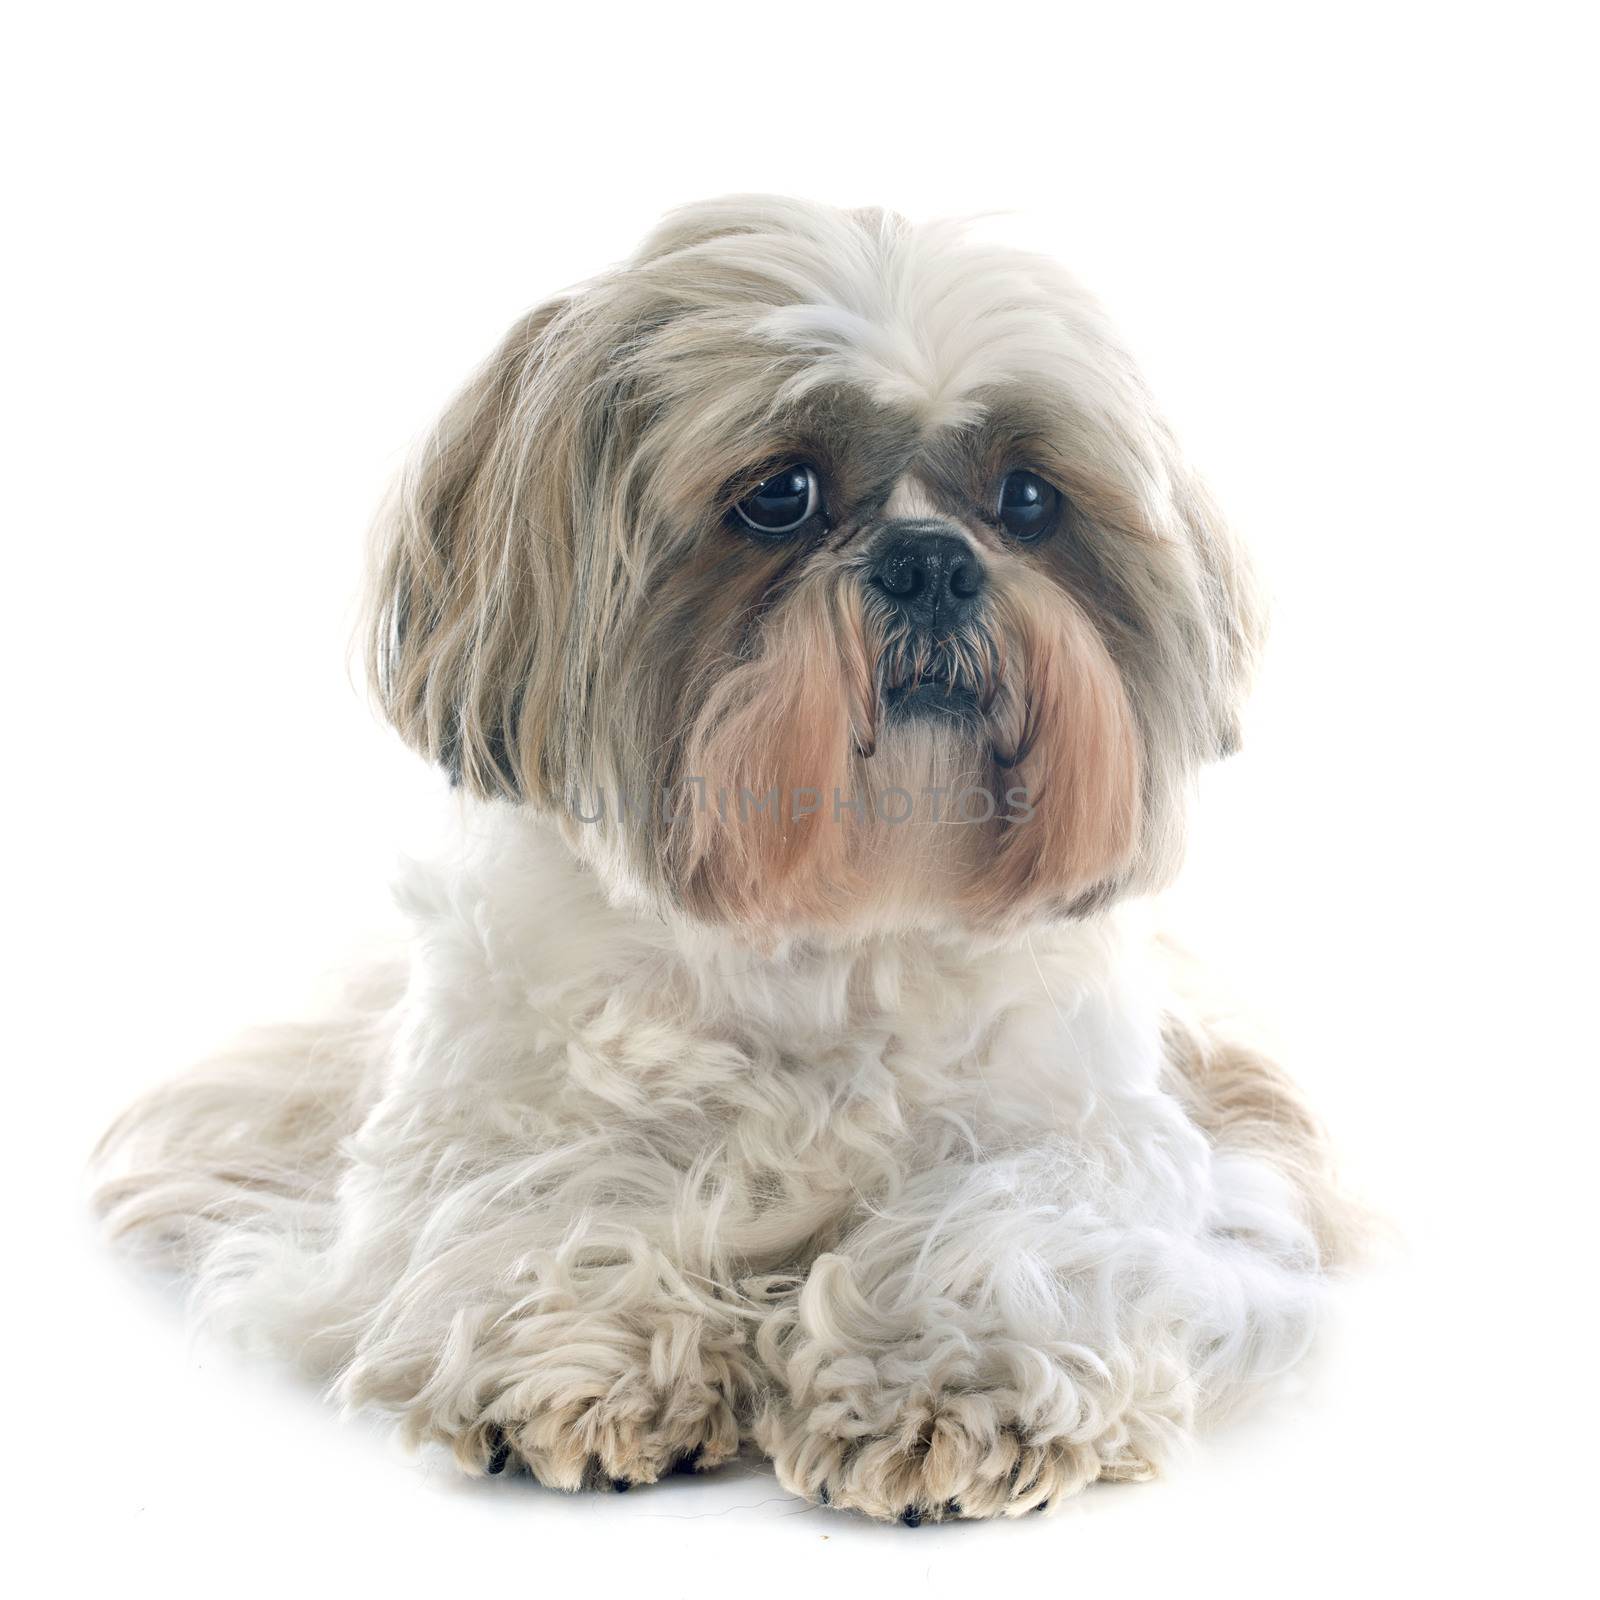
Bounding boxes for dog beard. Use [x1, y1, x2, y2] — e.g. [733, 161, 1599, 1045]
[368, 199, 1261, 939]
[668, 556, 1142, 933]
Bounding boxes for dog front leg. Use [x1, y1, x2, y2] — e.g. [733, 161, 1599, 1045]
[755, 1138, 1322, 1522]
[314, 1121, 762, 1490]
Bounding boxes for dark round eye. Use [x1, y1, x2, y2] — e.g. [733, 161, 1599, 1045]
[997, 470, 1062, 541]
[734, 465, 819, 535]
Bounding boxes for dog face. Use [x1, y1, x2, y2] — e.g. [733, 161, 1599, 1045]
[367, 196, 1260, 935]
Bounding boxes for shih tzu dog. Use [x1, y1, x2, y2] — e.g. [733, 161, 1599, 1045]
[96, 195, 1347, 1524]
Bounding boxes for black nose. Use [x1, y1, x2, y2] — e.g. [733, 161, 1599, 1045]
[870, 528, 986, 633]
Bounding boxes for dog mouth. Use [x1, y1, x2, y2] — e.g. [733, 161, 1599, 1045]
[846, 612, 1020, 761]
[878, 630, 1002, 727]
[857, 628, 1038, 768]
[884, 656, 982, 720]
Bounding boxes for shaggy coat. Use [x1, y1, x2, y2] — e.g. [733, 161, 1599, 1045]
[97, 196, 1344, 1524]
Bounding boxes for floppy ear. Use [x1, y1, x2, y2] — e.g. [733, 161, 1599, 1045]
[1176, 470, 1266, 760]
[364, 300, 578, 799]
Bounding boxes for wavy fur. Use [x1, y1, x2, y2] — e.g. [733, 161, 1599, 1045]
[96, 196, 1345, 1524]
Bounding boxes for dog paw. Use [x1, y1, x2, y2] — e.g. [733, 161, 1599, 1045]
[457, 1379, 742, 1490]
[444, 1321, 754, 1492]
[757, 1385, 1153, 1522]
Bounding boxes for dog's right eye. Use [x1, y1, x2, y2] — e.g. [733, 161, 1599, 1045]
[733, 466, 819, 535]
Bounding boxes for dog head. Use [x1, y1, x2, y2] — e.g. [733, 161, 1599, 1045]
[367, 196, 1260, 936]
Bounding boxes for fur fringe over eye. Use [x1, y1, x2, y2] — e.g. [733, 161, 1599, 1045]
[361, 194, 1263, 930]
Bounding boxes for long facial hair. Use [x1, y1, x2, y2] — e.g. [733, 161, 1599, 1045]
[668, 547, 1142, 934]
[366, 197, 1261, 941]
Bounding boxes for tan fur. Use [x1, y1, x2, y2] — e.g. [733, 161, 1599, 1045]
[674, 568, 872, 926]
[977, 581, 1142, 920]
[1160, 1012, 1355, 1268]
[94, 963, 401, 1331]
[362, 199, 1264, 927]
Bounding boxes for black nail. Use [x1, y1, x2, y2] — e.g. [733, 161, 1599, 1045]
[484, 1426, 511, 1476]
[901, 1506, 923, 1528]
[610, 1477, 632, 1493]
[672, 1445, 704, 1475]
[944, 1499, 962, 1516]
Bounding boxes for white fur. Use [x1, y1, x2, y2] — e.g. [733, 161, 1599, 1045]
[100, 802, 1321, 1518]
[96, 197, 1332, 1524]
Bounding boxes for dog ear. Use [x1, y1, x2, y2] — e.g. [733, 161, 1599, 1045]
[364, 299, 582, 799]
[1175, 471, 1266, 761]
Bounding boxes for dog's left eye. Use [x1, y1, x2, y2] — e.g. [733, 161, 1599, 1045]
[734, 466, 820, 535]
[997, 470, 1062, 542]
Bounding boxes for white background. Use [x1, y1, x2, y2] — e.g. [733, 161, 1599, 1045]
[5, 3, 1595, 1595]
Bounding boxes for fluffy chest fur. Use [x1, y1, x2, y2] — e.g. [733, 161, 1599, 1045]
[369, 806, 1217, 1273]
